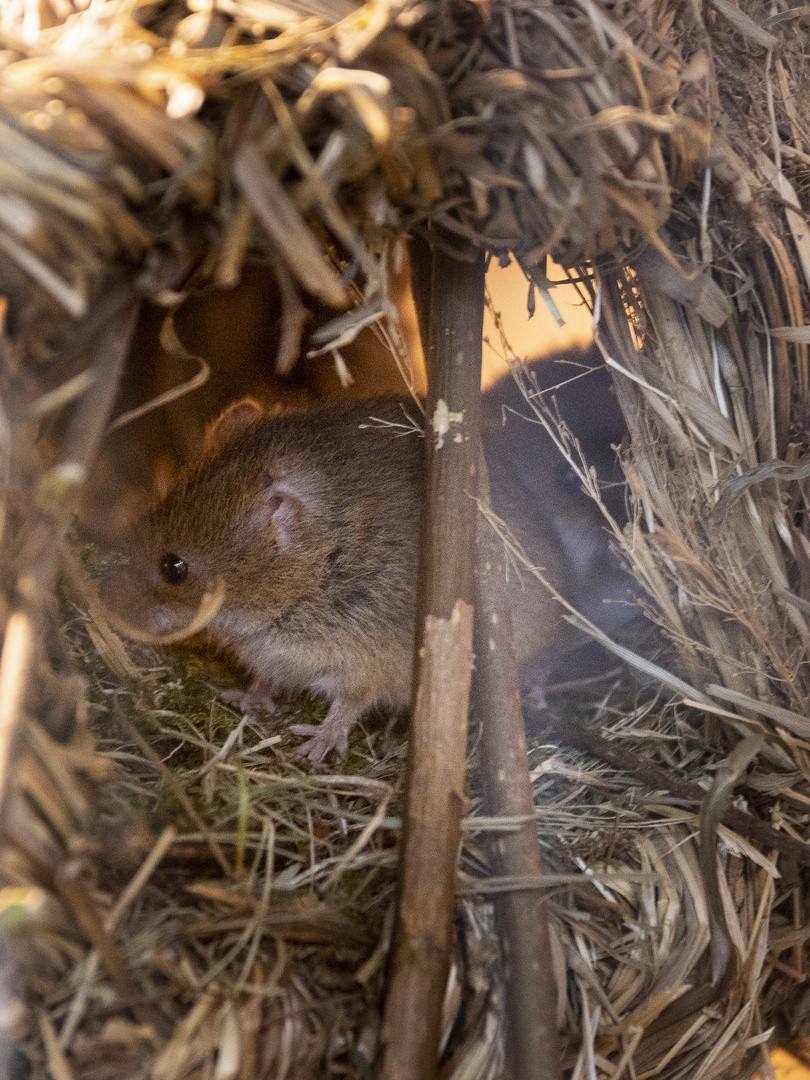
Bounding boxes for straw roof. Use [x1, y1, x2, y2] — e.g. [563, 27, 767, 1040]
[0, 0, 794, 356]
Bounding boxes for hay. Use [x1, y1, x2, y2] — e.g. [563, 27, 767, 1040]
[2, 607, 505, 1078]
[0, 0, 762, 357]
[2, 0, 810, 1076]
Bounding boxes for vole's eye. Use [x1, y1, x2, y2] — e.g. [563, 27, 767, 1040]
[159, 553, 189, 585]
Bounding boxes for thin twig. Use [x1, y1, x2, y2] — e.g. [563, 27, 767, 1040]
[473, 458, 563, 1080]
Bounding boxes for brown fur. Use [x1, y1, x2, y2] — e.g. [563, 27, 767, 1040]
[107, 398, 424, 759]
[106, 351, 645, 760]
[482, 345, 647, 687]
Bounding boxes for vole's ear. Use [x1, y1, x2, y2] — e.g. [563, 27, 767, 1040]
[249, 472, 305, 548]
[202, 399, 264, 456]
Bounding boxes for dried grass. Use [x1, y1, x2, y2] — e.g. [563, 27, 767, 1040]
[4, 615, 407, 1079]
[2, 0, 810, 1076]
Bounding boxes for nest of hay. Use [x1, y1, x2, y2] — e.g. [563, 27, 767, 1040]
[3, 0, 810, 1077]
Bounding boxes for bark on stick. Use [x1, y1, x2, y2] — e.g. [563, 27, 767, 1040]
[379, 240, 484, 1080]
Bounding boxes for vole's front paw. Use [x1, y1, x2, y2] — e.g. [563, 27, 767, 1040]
[221, 679, 280, 715]
[289, 698, 364, 762]
[288, 723, 348, 762]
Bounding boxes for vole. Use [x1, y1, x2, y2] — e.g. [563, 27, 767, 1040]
[105, 397, 423, 761]
[105, 347, 642, 760]
[481, 345, 647, 690]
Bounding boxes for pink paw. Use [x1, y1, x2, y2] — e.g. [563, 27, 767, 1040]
[288, 723, 349, 762]
[288, 699, 362, 762]
[221, 680, 280, 715]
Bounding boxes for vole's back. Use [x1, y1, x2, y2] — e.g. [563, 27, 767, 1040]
[482, 347, 645, 689]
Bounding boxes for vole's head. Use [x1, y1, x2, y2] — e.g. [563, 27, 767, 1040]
[104, 399, 337, 641]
